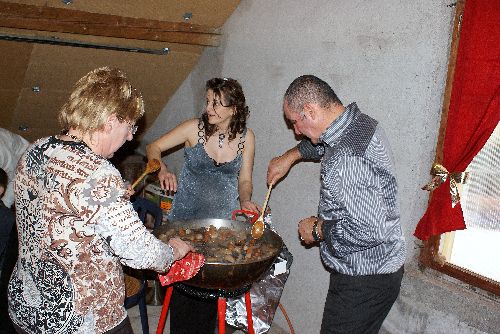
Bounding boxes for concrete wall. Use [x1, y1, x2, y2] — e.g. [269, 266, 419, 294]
[141, 0, 500, 333]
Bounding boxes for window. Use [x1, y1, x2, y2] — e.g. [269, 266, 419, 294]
[438, 123, 500, 283]
[418, 0, 500, 296]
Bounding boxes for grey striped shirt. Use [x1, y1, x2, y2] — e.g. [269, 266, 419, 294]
[297, 103, 406, 275]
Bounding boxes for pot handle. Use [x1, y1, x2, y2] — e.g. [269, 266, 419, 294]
[231, 209, 259, 224]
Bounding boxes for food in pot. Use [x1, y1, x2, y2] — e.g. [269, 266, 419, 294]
[158, 225, 279, 263]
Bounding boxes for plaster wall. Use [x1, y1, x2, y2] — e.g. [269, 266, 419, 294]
[142, 0, 500, 333]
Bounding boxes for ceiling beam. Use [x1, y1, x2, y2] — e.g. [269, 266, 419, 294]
[0, 1, 221, 46]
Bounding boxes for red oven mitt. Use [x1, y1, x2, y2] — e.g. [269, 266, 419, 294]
[158, 252, 205, 286]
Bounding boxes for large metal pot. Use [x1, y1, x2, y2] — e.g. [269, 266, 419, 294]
[153, 218, 283, 290]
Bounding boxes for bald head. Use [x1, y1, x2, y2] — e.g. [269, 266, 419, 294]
[284, 75, 342, 113]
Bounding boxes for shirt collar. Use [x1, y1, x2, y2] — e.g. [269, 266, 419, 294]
[319, 102, 360, 146]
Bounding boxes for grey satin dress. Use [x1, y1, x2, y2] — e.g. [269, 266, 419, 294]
[169, 121, 247, 334]
[168, 124, 246, 221]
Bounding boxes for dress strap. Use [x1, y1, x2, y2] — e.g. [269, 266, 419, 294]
[237, 128, 247, 155]
[197, 119, 205, 144]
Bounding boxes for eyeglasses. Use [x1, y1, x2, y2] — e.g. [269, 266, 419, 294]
[206, 99, 231, 110]
[122, 120, 138, 135]
[116, 117, 138, 135]
[127, 122, 138, 135]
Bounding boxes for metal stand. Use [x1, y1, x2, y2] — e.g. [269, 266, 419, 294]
[156, 286, 255, 334]
[146, 279, 165, 306]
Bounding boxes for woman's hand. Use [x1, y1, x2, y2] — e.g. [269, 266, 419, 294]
[121, 180, 135, 200]
[240, 200, 261, 214]
[158, 165, 177, 193]
[168, 237, 194, 261]
[125, 183, 135, 199]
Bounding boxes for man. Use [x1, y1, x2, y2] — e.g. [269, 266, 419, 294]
[0, 128, 27, 333]
[0, 168, 15, 265]
[0, 168, 16, 333]
[267, 75, 406, 333]
[0, 128, 30, 208]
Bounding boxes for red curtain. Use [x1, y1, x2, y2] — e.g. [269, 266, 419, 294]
[414, 0, 500, 240]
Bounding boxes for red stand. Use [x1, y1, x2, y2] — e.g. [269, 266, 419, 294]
[155, 286, 173, 334]
[245, 291, 255, 334]
[156, 287, 255, 334]
[217, 297, 227, 334]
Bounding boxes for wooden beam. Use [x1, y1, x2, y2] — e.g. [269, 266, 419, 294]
[419, 1, 464, 268]
[433, 0, 465, 164]
[0, 1, 221, 46]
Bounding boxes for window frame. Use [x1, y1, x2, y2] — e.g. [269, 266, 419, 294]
[419, 0, 500, 297]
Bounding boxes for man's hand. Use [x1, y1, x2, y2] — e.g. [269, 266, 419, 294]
[298, 216, 318, 245]
[266, 147, 302, 185]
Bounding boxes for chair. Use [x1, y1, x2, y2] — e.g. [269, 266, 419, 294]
[132, 196, 166, 306]
[132, 197, 163, 229]
[124, 274, 149, 334]
[123, 196, 164, 334]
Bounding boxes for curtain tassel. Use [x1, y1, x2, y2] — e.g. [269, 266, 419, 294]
[421, 163, 469, 208]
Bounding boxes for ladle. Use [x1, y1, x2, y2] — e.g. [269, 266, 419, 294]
[251, 182, 273, 239]
[130, 159, 161, 190]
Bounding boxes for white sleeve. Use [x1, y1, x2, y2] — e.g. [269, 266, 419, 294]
[81, 163, 174, 272]
[0, 129, 29, 208]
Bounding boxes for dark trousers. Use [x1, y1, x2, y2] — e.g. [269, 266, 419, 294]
[0, 205, 15, 270]
[320, 266, 404, 334]
[170, 287, 217, 334]
[0, 226, 17, 334]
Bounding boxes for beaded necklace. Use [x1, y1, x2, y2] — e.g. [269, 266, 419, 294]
[66, 134, 82, 142]
[63, 133, 90, 150]
[218, 133, 225, 148]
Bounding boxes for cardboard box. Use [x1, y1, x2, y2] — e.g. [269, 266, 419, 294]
[143, 181, 174, 221]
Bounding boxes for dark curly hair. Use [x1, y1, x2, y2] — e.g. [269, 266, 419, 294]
[201, 77, 249, 141]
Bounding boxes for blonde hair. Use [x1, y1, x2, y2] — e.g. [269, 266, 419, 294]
[58, 67, 144, 134]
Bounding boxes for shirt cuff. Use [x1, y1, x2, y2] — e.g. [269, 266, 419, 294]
[321, 218, 337, 237]
[297, 140, 323, 160]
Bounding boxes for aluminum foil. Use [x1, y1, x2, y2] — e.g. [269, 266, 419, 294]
[226, 211, 293, 333]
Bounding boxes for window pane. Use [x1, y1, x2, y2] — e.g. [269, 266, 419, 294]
[448, 228, 500, 282]
[446, 122, 500, 283]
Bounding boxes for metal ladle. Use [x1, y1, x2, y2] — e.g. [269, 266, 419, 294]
[251, 182, 273, 239]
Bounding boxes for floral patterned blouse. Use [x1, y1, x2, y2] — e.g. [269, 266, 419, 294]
[8, 136, 174, 333]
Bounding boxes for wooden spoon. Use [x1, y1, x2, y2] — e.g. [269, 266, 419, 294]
[251, 182, 273, 239]
[130, 159, 161, 190]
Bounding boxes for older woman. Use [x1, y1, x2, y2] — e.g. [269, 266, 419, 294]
[8, 67, 192, 334]
[146, 77, 259, 333]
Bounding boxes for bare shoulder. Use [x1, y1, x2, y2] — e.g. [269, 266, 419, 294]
[149, 118, 201, 149]
[181, 118, 201, 130]
[173, 118, 201, 136]
[181, 118, 202, 146]
[245, 128, 255, 142]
